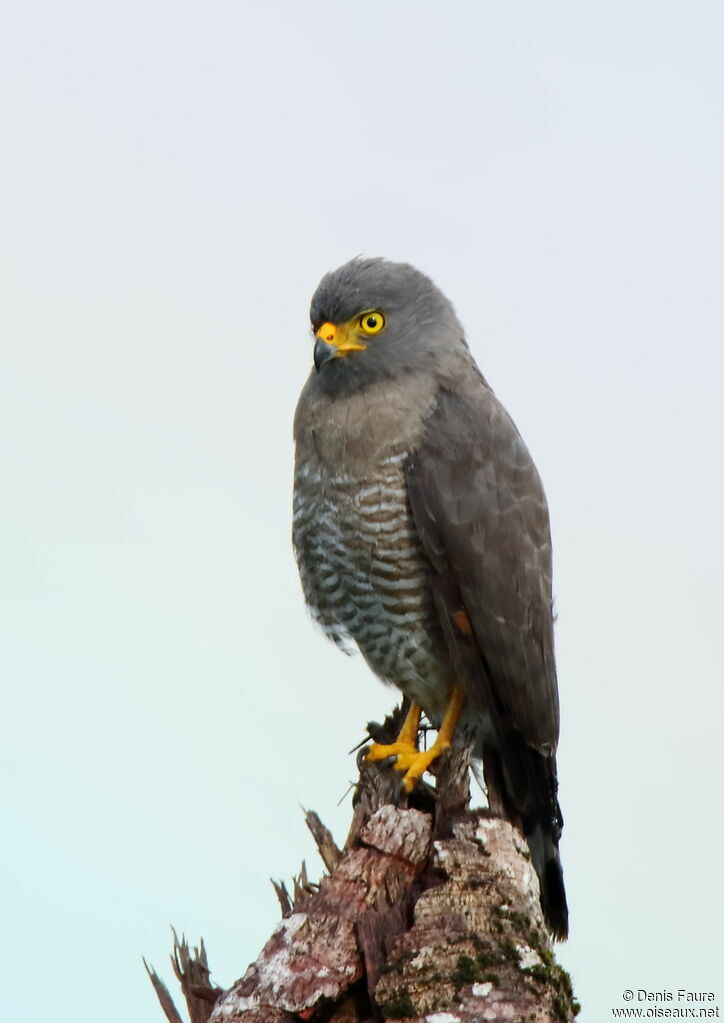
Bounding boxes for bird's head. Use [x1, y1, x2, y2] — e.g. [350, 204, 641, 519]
[309, 258, 468, 392]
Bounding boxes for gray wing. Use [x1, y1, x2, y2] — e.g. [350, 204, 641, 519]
[405, 381, 559, 754]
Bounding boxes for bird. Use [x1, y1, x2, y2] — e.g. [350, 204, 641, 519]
[292, 257, 568, 939]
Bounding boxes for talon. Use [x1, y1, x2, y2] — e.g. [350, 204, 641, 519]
[400, 740, 452, 791]
[365, 739, 419, 763]
[390, 751, 421, 772]
[363, 688, 465, 792]
[400, 687, 465, 792]
[364, 702, 423, 764]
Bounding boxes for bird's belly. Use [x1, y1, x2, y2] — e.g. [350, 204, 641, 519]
[293, 459, 452, 718]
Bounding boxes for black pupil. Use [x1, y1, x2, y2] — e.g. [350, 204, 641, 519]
[366, 316, 377, 328]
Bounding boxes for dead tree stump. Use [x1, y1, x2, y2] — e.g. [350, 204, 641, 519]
[147, 709, 579, 1023]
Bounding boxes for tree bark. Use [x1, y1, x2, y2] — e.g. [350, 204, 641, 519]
[147, 709, 579, 1023]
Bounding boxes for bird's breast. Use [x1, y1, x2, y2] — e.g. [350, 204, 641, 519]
[293, 451, 451, 716]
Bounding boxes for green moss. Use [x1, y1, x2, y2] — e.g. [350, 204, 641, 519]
[474, 947, 502, 970]
[451, 954, 478, 988]
[492, 903, 547, 953]
[484, 912, 578, 1020]
[520, 953, 579, 1021]
[450, 951, 503, 992]
[550, 964, 579, 1021]
[377, 989, 415, 1019]
[499, 938, 521, 963]
[496, 906, 535, 939]
[552, 993, 569, 1021]
[539, 946, 555, 969]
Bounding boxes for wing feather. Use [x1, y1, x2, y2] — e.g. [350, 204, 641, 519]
[406, 380, 559, 753]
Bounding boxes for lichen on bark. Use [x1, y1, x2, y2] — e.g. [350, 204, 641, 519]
[147, 710, 579, 1023]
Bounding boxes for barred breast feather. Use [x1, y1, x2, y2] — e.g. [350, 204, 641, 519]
[292, 447, 451, 717]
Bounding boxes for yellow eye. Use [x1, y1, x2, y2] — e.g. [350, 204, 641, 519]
[358, 310, 386, 335]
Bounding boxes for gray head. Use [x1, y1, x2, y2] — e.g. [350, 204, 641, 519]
[308, 258, 468, 394]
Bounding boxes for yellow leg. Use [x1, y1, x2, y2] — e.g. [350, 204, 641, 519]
[365, 688, 466, 793]
[395, 687, 465, 792]
[365, 702, 422, 764]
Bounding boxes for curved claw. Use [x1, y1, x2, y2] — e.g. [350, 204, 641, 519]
[399, 740, 452, 792]
[365, 739, 452, 792]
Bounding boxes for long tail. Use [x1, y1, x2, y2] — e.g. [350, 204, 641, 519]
[524, 820, 569, 941]
[481, 735, 569, 940]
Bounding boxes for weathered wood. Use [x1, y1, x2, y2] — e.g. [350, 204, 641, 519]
[171, 931, 223, 1023]
[305, 809, 343, 873]
[270, 877, 293, 918]
[148, 709, 579, 1022]
[146, 931, 222, 1023]
[214, 807, 432, 1021]
[144, 958, 185, 1023]
[371, 816, 578, 1022]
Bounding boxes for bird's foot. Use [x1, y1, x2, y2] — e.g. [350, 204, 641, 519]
[364, 701, 423, 772]
[365, 687, 465, 793]
[365, 737, 451, 792]
[394, 739, 452, 792]
[365, 739, 419, 765]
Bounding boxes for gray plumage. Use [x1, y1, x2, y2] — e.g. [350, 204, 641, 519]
[293, 257, 568, 938]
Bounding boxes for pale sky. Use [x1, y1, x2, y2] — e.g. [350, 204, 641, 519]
[1, 2, 723, 1020]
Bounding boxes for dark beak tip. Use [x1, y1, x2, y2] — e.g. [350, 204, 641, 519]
[313, 337, 334, 372]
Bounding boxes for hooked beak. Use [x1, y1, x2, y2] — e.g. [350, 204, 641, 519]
[314, 335, 336, 372]
[313, 321, 366, 373]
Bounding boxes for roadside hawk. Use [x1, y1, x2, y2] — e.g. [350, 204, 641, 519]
[292, 257, 568, 938]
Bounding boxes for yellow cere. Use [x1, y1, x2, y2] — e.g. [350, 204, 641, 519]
[316, 322, 337, 342]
